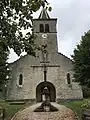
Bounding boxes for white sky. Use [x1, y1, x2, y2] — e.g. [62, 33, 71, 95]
[8, 0, 90, 63]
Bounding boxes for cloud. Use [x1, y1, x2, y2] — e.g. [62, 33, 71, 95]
[50, 0, 90, 57]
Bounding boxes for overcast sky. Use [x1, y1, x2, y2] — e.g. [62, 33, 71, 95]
[8, 0, 90, 63]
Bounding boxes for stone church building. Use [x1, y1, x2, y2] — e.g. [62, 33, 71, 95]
[6, 8, 83, 102]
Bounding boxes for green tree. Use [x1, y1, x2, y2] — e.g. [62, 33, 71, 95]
[72, 30, 90, 88]
[0, 0, 43, 55]
[0, 41, 9, 89]
[0, 0, 49, 88]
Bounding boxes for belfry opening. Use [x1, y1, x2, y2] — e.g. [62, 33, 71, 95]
[36, 82, 56, 102]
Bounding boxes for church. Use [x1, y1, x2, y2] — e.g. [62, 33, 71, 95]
[6, 7, 83, 103]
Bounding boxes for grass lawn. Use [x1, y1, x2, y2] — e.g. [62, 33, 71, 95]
[0, 100, 24, 120]
[59, 98, 90, 120]
[0, 98, 90, 120]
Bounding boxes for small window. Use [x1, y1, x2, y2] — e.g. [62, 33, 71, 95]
[40, 24, 44, 32]
[19, 74, 23, 85]
[45, 24, 49, 33]
[67, 73, 71, 84]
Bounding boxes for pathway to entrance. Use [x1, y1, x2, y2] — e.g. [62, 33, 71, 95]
[11, 102, 77, 120]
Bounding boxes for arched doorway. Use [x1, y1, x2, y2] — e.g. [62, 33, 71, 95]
[36, 82, 56, 102]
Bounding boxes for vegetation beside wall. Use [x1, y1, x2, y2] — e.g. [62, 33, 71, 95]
[59, 98, 90, 120]
[0, 100, 24, 120]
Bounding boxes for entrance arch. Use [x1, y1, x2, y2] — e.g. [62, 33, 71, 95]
[36, 82, 56, 102]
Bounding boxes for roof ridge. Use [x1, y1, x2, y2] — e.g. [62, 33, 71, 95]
[58, 52, 73, 62]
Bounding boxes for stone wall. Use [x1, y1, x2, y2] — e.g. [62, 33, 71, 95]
[7, 53, 83, 101]
[7, 15, 83, 101]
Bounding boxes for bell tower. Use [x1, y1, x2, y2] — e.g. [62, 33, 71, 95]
[33, 7, 57, 54]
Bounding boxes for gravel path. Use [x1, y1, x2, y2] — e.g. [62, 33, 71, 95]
[11, 102, 77, 120]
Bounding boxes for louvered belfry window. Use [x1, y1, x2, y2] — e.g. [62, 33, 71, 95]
[45, 24, 49, 32]
[40, 24, 44, 32]
[40, 24, 49, 33]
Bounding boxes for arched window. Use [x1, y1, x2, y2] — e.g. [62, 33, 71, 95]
[40, 24, 44, 32]
[45, 24, 49, 33]
[67, 73, 71, 84]
[19, 74, 23, 85]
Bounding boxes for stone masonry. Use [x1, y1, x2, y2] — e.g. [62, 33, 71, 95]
[7, 7, 83, 102]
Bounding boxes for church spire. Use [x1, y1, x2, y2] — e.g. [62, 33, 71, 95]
[38, 0, 50, 19]
[38, 8, 50, 19]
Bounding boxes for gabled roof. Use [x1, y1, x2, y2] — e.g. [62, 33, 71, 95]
[58, 52, 73, 63]
[9, 52, 73, 66]
[38, 8, 50, 19]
